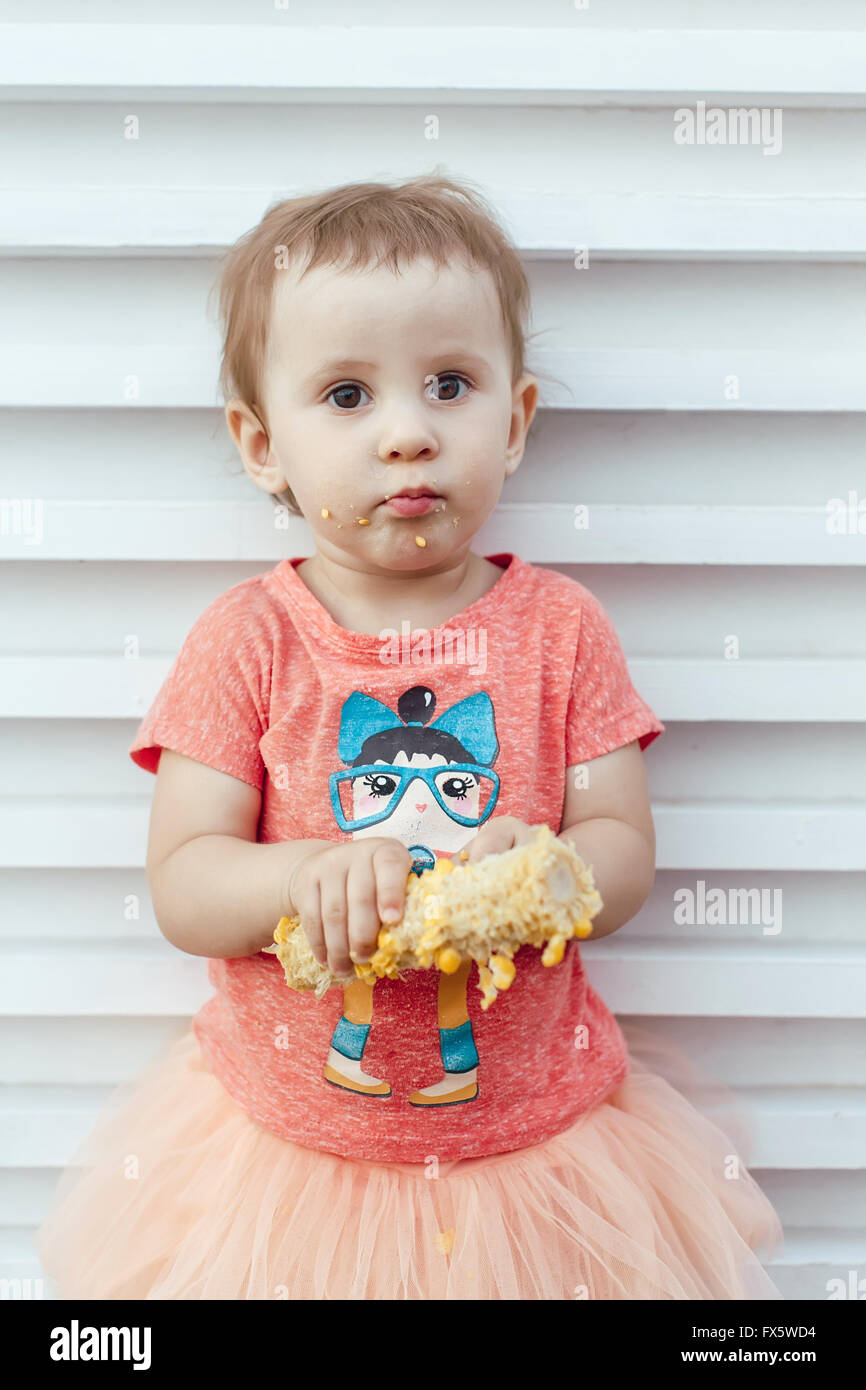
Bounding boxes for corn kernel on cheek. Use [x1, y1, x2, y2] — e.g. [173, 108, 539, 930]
[265, 824, 601, 1008]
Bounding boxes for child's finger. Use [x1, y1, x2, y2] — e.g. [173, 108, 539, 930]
[319, 866, 352, 975]
[296, 878, 326, 966]
[345, 858, 381, 963]
[373, 840, 412, 924]
[464, 829, 497, 861]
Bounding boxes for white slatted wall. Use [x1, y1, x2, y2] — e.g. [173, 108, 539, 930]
[1, 3, 865, 1301]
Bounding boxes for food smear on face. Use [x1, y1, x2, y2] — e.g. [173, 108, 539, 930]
[415, 535, 427, 547]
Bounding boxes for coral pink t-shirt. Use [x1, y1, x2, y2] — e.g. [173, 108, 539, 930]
[129, 552, 664, 1163]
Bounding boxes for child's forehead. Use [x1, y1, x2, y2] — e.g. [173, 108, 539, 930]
[266, 254, 503, 359]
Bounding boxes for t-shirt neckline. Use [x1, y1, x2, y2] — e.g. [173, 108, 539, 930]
[271, 551, 524, 653]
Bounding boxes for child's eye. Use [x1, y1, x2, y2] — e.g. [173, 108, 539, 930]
[426, 373, 471, 402]
[327, 382, 371, 410]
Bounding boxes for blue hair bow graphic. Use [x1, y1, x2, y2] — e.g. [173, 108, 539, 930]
[337, 690, 499, 766]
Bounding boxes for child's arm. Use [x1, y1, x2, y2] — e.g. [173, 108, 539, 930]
[559, 740, 656, 940]
[144, 749, 329, 958]
[144, 749, 412, 967]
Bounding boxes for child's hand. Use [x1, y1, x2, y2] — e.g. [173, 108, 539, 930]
[286, 839, 413, 977]
[459, 816, 538, 864]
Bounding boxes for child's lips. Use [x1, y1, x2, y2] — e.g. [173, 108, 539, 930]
[381, 494, 443, 516]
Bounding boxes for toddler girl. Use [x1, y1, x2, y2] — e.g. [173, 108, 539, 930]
[36, 174, 784, 1299]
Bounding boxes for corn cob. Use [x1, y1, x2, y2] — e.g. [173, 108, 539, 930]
[264, 823, 601, 1009]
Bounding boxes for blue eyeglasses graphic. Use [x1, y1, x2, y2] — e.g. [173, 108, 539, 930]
[329, 762, 500, 832]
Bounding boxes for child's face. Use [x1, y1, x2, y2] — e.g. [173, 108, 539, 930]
[232, 254, 537, 572]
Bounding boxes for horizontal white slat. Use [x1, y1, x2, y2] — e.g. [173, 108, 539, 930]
[656, 805, 866, 871]
[745, 1091, 866, 1169]
[0, 1087, 112, 1167]
[757, 1170, 866, 1230]
[480, 503, 863, 562]
[619, 1018, 866, 1089]
[0, 944, 863, 1019]
[587, 947, 866, 1018]
[1, 26, 864, 106]
[2, 500, 864, 564]
[4, 348, 865, 411]
[767, 1235, 866, 1301]
[0, 948, 210, 1017]
[629, 660, 866, 721]
[4, 657, 865, 721]
[0, 658, 164, 719]
[2, 0, 865, 33]
[2, 800, 863, 870]
[2, 1082, 861, 1168]
[7, 188, 866, 261]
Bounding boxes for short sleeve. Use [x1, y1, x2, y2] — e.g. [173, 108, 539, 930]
[128, 583, 270, 790]
[565, 586, 665, 766]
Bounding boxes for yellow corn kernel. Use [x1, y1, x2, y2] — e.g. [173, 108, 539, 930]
[574, 917, 594, 939]
[541, 934, 566, 967]
[436, 947, 462, 974]
[274, 915, 295, 944]
[356, 517, 371, 526]
[436, 858, 455, 874]
[321, 507, 330, 518]
[415, 535, 427, 547]
[477, 963, 497, 1011]
[488, 954, 515, 990]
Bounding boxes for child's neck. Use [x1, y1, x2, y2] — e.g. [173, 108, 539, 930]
[295, 548, 505, 635]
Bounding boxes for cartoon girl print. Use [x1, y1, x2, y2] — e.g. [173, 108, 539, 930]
[324, 684, 500, 1106]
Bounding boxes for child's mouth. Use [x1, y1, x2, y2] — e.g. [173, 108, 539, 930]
[381, 494, 443, 517]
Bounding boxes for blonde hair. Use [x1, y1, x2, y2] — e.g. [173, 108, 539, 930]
[211, 173, 534, 516]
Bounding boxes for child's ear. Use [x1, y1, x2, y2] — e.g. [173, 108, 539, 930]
[224, 397, 291, 496]
[504, 374, 539, 477]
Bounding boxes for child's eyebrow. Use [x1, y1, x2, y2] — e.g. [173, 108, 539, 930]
[302, 351, 491, 391]
[302, 358, 378, 388]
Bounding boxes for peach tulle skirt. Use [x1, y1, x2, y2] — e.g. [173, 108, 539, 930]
[36, 1021, 785, 1300]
